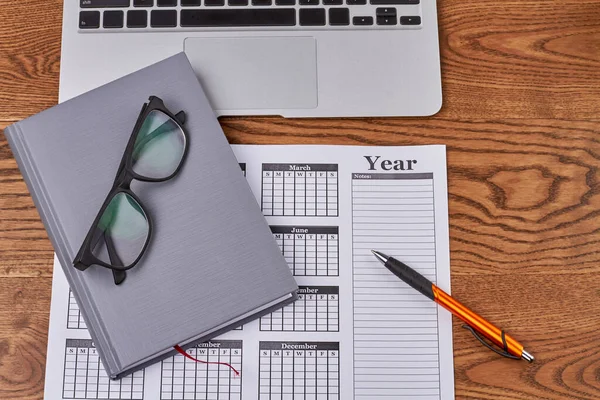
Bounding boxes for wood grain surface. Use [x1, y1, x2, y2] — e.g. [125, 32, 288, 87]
[1, 0, 599, 399]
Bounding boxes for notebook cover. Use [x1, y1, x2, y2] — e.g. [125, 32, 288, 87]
[4, 53, 298, 378]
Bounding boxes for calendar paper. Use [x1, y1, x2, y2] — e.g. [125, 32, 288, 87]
[44, 145, 454, 400]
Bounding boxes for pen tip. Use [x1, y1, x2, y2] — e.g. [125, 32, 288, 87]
[371, 250, 388, 265]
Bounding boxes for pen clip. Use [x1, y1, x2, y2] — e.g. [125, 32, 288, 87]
[462, 325, 521, 360]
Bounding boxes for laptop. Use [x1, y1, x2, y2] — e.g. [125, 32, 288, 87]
[61, 0, 442, 117]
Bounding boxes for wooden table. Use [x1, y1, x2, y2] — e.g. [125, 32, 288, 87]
[1, 1, 599, 399]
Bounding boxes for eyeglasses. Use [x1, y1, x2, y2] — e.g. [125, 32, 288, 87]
[73, 96, 188, 285]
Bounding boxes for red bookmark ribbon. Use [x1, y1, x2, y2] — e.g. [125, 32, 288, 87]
[174, 345, 240, 376]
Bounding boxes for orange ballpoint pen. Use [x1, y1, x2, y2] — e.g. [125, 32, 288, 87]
[371, 250, 534, 362]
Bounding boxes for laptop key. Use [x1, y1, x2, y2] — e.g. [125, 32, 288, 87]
[400, 15, 421, 25]
[181, 0, 201, 4]
[151, 10, 177, 27]
[376, 15, 396, 25]
[180, 9, 296, 26]
[229, 0, 249, 6]
[275, 0, 295, 5]
[324, 0, 343, 4]
[376, 7, 396, 16]
[127, 10, 148, 27]
[133, 0, 153, 6]
[329, 8, 349, 25]
[79, 11, 100, 28]
[204, 0, 225, 6]
[157, 0, 177, 5]
[299, 8, 325, 25]
[299, 0, 319, 5]
[253, 0, 273, 5]
[103, 10, 124, 28]
[346, 0, 367, 5]
[353, 16, 373, 25]
[80, 0, 130, 7]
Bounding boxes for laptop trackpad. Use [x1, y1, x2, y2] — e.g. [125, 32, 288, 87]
[184, 37, 317, 112]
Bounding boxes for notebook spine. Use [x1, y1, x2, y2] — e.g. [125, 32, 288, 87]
[4, 122, 120, 376]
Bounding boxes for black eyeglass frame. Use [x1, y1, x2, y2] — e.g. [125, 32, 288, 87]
[72, 96, 188, 284]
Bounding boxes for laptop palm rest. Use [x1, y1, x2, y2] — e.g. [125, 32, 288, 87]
[184, 37, 317, 114]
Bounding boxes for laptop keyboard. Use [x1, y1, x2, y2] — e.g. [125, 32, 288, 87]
[79, 0, 422, 30]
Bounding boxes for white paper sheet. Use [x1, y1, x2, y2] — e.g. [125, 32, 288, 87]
[44, 145, 454, 400]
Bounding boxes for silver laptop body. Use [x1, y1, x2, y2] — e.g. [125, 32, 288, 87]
[60, 0, 441, 117]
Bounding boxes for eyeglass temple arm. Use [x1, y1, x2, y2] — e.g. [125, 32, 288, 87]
[74, 223, 108, 271]
[80, 214, 126, 284]
[104, 231, 127, 285]
[110, 101, 161, 185]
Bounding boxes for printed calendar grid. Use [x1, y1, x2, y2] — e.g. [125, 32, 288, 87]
[271, 226, 339, 277]
[259, 342, 339, 400]
[67, 289, 86, 330]
[63, 339, 144, 399]
[260, 286, 339, 332]
[160, 340, 242, 400]
[261, 164, 339, 217]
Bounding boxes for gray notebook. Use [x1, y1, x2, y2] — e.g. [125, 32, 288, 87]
[4, 53, 298, 379]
